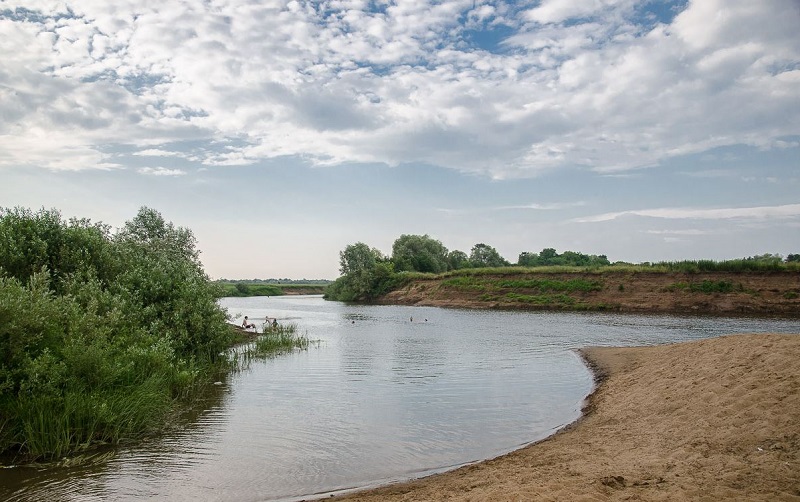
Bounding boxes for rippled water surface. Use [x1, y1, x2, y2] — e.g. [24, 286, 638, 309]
[2, 296, 798, 501]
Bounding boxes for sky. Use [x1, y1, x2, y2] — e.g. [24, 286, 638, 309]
[1, 0, 799, 280]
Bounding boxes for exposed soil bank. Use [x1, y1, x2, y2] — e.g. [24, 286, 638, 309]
[332, 333, 800, 501]
[378, 271, 800, 315]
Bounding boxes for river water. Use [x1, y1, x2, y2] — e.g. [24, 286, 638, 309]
[2, 296, 798, 501]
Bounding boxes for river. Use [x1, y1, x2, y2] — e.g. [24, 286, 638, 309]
[2, 295, 798, 501]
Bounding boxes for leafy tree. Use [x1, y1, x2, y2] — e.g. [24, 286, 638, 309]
[0, 208, 117, 294]
[518, 251, 539, 267]
[327, 242, 394, 302]
[447, 250, 471, 270]
[391, 234, 449, 273]
[746, 253, 783, 265]
[539, 247, 559, 264]
[339, 242, 383, 275]
[518, 248, 610, 267]
[787, 254, 800, 263]
[469, 243, 509, 268]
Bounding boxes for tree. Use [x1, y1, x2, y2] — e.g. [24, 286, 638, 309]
[469, 243, 509, 268]
[447, 250, 470, 270]
[327, 243, 398, 302]
[518, 251, 539, 267]
[391, 234, 449, 273]
[785, 254, 799, 263]
[339, 242, 383, 275]
[116, 207, 200, 264]
[539, 247, 559, 265]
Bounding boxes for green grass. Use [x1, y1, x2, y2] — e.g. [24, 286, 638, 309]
[668, 280, 742, 294]
[441, 276, 603, 294]
[430, 260, 800, 279]
[253, 323, 309, 354]
[230, 323, 313, 369]
[497, 278, 603, 292]
[440, 276, 489, 291]
[11, 378, 173, 460]
[504, 292, 576, 305]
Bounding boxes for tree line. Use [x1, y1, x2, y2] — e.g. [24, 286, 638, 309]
[325, 234, 610, 302]
[324, 234, 799, 302]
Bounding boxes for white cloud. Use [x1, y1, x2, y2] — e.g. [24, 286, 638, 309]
[137, 166, 187, 176]
[646, 229, 711, 236]
[496, 201, 587, 211]
[0, 0, 798, 177]
[134, 149, 186, 158]
[573, 203, 800, 223]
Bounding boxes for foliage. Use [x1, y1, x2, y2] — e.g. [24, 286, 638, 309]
[339, 242, 384, 276]
[518, 248, 610, 267]
[220, 282, 284, 297]
[649, 258, 794, 273]
[250, 324, 308, 356]
[441, 275, 603, 294]
[324, 262, 412, 302]
[324, 233, 799, 303]
[469, 243, 510, 268]
[668, 280, 741, 294]
[0, 206, 233, 460]
[446, 250, 470, 270]
[214, 281, 328, 297]
[504, 292, 576, 306]
[391, 234, 449, 273]
[497, 278, 603, 292]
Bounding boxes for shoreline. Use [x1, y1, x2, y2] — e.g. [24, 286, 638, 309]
[331, 333, 800, 501]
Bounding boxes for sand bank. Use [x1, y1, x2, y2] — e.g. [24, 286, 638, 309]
[333, 334, 800, 501]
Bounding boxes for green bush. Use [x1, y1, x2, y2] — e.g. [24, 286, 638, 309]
[0, 206, 233, 460]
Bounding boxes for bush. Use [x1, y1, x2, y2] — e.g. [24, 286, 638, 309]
[0, 206, 233, 460]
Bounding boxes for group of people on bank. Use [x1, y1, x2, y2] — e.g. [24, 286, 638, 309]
[242, 315, 278, 331]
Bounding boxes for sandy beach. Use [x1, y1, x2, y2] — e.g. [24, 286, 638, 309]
[333, 333, 800, 501]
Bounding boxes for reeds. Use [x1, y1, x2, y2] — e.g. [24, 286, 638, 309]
[228, 323, 312, 370]
[11, 378, 172, 460]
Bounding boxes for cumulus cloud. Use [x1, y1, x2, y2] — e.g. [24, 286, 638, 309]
[0, 0, 798, 177]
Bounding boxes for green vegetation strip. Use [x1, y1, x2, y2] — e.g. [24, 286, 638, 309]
[440, 276, 603, 293]
[667, 280, 742, 294]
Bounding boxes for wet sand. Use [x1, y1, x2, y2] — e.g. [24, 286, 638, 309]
[333, 333, 800, 501]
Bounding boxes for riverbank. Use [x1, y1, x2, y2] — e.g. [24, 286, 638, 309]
[332, 333, 800, 501]
[377, 270, 800, 315]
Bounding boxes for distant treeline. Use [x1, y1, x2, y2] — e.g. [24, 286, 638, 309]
[324, 234, 799, 302]
[216, 278, 333, 284]
[215, 280, 330, 297]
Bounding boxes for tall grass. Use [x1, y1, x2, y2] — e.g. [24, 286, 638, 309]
[433, 260, 800, 279]
[12, 378, 173, 460]
[229, 323, 312, 370]
[253, 323, 309, 354]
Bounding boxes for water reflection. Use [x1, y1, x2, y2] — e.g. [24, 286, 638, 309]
[2, 296, 797, 502]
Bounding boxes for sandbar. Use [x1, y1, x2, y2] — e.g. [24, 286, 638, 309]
[333, 333, 800, 501]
